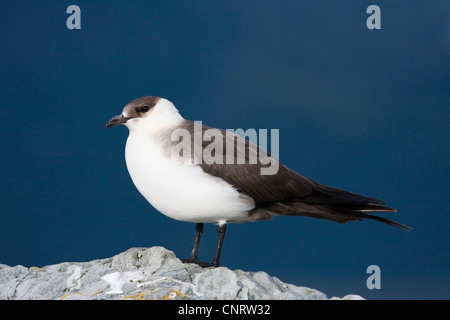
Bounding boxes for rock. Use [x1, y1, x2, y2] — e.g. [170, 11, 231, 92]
[0, 246, 364, 300]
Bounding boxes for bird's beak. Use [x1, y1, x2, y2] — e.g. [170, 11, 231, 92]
[105, 114, 131, 128]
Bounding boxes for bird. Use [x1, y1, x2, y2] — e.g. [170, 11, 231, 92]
[106, 96, 411, 267]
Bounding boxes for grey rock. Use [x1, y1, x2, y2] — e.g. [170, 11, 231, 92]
[0, 246, 364, 300]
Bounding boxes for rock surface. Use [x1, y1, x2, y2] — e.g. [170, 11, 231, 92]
[0, 246, 363, 300]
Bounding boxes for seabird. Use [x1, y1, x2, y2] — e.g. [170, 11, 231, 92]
[106, 96, 411, 267]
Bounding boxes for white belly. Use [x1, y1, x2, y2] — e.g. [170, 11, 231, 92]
[124, 133, 255, 224]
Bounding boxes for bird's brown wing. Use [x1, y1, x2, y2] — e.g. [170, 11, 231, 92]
[180, 120, 410, 230]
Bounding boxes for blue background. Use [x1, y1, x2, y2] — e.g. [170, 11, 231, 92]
[1, 1, 449, 299]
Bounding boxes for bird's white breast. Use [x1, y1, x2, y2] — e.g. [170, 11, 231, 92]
[124, 130, 255, 224]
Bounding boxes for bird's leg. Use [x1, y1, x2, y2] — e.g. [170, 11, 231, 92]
[181, 223, 203, 264]
[211, 224, 227, 267]
[181, 223, 227, 268]
[190, 223, 204, 261]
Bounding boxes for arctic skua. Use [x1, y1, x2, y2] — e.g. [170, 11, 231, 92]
[106, 96, 411, 267]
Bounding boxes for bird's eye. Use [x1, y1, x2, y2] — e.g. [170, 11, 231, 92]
[140, 106, 150, 113]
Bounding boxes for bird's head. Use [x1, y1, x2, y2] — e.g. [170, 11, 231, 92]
[106, 96, 183, 133]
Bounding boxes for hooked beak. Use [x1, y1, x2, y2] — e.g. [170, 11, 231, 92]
[105, 114, 132, 128]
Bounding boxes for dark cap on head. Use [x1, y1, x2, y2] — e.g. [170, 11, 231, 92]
[105, 96, 161, 128]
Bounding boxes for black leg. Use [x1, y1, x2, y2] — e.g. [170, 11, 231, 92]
[212, 224, 227, 267]
[181, 223, 227, 268]
[181, 223, 204, 264]
[190, 223, 203, 260]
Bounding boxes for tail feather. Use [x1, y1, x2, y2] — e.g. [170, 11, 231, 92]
[252, 201, 412, 231]
[249, 182, 412, 230]
[357, 212, 413, 231]
[355, 203, 397, 212]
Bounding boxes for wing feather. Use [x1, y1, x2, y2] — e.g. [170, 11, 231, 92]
[180, 120, 410, 230]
